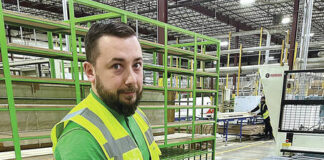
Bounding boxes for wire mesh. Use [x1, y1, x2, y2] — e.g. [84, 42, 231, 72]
[281, 104, 323, 132]
[160, 141, 213, 160]
[280, 69, 324, 133]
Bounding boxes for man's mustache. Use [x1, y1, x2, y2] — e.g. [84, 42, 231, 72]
[118, 87, 138, 93]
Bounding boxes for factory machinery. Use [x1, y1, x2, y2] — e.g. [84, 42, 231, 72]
[277, 69, 324, 157]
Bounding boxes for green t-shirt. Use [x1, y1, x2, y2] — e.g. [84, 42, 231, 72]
[54, 91, 150, 160]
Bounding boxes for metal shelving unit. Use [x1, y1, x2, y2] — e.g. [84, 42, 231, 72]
[0, 0, 220, 159]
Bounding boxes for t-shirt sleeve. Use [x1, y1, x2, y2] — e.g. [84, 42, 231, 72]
[54, 122, 107, 160]
[251, 106, 259, 112]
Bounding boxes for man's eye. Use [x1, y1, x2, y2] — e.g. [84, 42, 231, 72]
[113, 64, 121, 70]
[134, 63, 142, 69]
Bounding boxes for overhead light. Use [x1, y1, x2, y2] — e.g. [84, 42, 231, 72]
[282, 17, 291, 24]
[310, 33, 314, 37]
[220, 41, 229, 47]
[247, 51, 254, 53]
[240, 0, 255, 5]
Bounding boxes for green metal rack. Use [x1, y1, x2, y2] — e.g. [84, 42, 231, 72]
[0, 0, 220, 159]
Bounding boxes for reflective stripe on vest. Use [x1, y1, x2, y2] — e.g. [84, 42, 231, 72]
[136, 110, 154, 145]
[260, 104, 269, 119]
[61, 108, 138, 160]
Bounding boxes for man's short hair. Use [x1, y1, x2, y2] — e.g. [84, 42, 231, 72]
[85, 22, 136, 65]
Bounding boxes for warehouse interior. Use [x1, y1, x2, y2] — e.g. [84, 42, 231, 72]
[0, 0, 324, 159]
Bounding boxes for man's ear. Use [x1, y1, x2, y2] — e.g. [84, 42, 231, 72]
[83, 62, 96, 83]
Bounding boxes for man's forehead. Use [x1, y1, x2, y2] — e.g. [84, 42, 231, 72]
[97, 35, 142, 60]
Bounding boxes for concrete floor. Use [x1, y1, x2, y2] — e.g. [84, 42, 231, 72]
[14, 140, 323, 160]
[0, 136, 278, 160]
[215, 136, 276, 160]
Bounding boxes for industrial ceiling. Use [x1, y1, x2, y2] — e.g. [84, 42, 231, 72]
[2, 0, 324, 64]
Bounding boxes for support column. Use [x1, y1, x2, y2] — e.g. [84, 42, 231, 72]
[299, 0, 314, 70]
[232, 27, 239, 95]
[157, 0, 167, 67]
[288, 0, 300, 70]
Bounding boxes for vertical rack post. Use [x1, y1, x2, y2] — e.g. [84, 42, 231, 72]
[170, 56, 173, 87]
[187, 48, 190, 133]
[192, 34, 198, 139]
[121, 14, 127, 23]
[236, 44, 242, 96]
[255, 27, 263, 95]
[284, 30, 290, 63]
[59, 34, 65, 79]
[0, 1, 22, 159]
[293, 42, 298, 70]
[163, 25, 168, 145]
[226, 32, 231, 89]
[212, 40, 221, 160]
[258, 27, 263, 65]
[153, 51, 157, 86]
[280, 40, 285, 66]
[78, 37, 84, 80]
[178, 57, 182, 133]
[69, 36, 74, 79]
[48, 32, 56, 78]
[68, 0, 81, 103]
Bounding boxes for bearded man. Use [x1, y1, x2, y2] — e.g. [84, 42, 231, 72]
[51, 22, 161, 160]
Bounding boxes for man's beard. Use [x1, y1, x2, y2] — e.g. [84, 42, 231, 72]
[95, 76, 142, 117]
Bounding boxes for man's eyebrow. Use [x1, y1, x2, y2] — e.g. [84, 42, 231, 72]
[110, 58, 125, 62]
[134, 57, 143, 61]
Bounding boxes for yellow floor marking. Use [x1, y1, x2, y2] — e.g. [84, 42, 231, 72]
[215, 141, 271, 155]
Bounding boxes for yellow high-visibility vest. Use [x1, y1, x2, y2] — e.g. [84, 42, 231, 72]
[51, 93, 161, 160]
[259, 104, 269, 119]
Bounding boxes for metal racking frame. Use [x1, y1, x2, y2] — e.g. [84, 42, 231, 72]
[0, 0, 220, 159]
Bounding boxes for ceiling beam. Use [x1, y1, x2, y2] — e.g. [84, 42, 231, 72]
[186, 4, 282, 44]
[2, 0, 177, 40]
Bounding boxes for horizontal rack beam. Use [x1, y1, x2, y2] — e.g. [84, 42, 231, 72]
[0, 76, 218, 93]
[74, 0, 219, 43]
[6, 43, 86, 61]
[157, 135, 215, 148]
[3, 42, 217, 64]
[139, 105, 217, 109]
[152, 120, 215, 129]
[170, 41, 216, 48]
[0, 108, 71, 111]
[3, 9, 88, 35]
[161, 150, 211, 160]
[74, 12, 121, 23]
[143, 65, 218, 77]
[2, 9, 218, 62]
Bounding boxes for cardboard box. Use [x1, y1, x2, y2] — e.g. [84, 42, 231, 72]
[307, 88, 323, 96]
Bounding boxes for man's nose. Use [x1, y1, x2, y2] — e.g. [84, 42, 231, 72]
[125, 68, 136, 86]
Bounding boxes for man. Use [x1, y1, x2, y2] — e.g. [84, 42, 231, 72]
[250, 96, 273, 140]
[51, 23, 161, 160]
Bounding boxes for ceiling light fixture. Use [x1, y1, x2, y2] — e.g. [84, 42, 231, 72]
[221, 41, 229, 47]
[282, 17, 291, 24]
[240, 0, 255, 5]
[310, 33, 314, 37]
